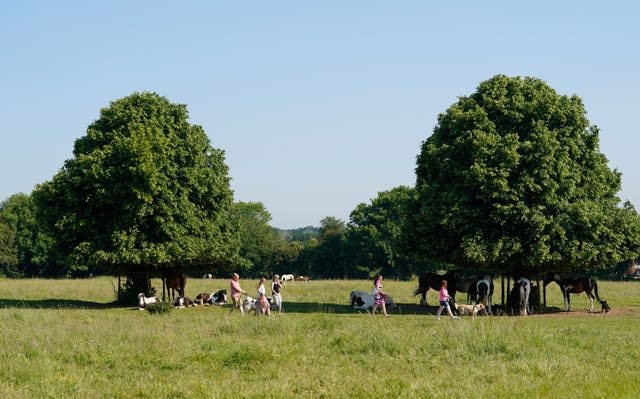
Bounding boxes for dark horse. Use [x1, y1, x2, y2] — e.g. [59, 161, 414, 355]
[544, 273, 605, 312]
[414, 271, 482, 306]
[163, 270, 186, 301]
[414, 272, 455, 306]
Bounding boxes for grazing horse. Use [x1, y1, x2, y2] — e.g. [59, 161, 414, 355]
[456, 274, 484, 304]
[468, 275, 493, 315]
[544, 273, 604, 312]
[414, 271, 459, 306]
[281, 274, 295, 285]
[163, 270, 186, 302]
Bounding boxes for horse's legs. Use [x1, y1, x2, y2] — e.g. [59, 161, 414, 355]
[586, 290, 595, 312]
[565, 292, 571, 311]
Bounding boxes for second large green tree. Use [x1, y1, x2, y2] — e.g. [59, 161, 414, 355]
[405, 75, 640, 274]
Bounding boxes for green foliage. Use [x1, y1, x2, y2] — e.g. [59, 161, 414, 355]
[0, 194, 54, 277]
[32, 92, 240, 276]
[406, 75, 640, 273]
[230, 201, 280, 276]
[309, 217, 348, 278]
[145, 301, 171, 314]
[348, 186, 415, 279]
[0, 220, 18, 275]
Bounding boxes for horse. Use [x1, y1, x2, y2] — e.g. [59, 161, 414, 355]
[456, 274, 484, 304]
[468, 275, 494, 315]
[623, 262, 640, 279]
[281, 274, 295, 285]
[163, 270, 186, 302]
[544, 273, 604, 312]
[517, 277, 531, 316]
[413, 271, 459, 306]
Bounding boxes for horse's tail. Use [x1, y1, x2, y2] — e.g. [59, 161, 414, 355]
[591, 278, 603, 303]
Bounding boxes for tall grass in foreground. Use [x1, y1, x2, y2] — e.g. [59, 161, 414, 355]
[0, 277, 638, 398]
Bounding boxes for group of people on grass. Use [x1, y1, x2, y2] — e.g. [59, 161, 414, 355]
[227, 273, 457, 320]
[228, 273, 282, 316]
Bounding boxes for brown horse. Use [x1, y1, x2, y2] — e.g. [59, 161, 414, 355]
[623, 262, 640, 279]
[544, 273, 604, 312]
[163, 270, 186, 301]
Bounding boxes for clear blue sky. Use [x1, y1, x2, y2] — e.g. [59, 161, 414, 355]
[1, 1, 639, 229]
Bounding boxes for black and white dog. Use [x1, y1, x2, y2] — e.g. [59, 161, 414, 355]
[209, 289, 227, 305]
[173, 296, 195, 308]
[138, 293, 161, 310]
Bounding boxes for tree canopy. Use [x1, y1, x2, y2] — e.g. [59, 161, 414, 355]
[404, 75, 640, 274]
[348, 186, 414, 278]
[32, 92, 240, 275]
[0, 194, 53, 277]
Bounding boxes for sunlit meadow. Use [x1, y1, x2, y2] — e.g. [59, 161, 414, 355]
[1, 277, 638, 398]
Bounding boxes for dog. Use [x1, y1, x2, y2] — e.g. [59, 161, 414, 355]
[600, 300, 611, 313]
[242, 296, 270, 315]
[138, 293, 161, 310]
[209, 289, 227, 305]
[454, 302, 485, 318]
[173, 296, 195, 308]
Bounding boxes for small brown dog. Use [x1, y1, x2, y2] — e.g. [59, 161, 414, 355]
[454, 303, 486, 318]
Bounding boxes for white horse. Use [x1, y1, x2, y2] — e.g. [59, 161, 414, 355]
[281, 274, 295, 285]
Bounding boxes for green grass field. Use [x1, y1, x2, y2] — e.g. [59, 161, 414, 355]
[1, 277, 638, 398]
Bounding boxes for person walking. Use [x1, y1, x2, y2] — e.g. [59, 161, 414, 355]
[228, 273, 247, 315]
[271, 274, 283, 314]
[435, 280, 458, 320]
[371, 274, 389, 317]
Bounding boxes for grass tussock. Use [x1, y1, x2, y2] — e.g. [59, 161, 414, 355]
[0, 277, 638, 398]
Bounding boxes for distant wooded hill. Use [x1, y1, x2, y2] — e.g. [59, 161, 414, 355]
[274, 226, 319, 241]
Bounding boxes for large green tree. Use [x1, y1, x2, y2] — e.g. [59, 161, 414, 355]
[32, 92, 240, 276]
[405, 75, 640, 274]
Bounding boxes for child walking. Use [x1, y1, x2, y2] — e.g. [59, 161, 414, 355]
[435, 280, 458, 320]
[371, 274, 389, 317]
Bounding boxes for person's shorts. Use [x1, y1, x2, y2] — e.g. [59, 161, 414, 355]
[232, 296, 242, 307]
[439, 300, 449, 307]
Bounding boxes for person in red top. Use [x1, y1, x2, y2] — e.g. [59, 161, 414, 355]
[228, 273, 247, 315]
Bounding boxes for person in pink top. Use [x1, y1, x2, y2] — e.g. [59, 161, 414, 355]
[435, 280, 458, 320]
[228, 273, 247, 314]
[371, 274, 389, 317]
